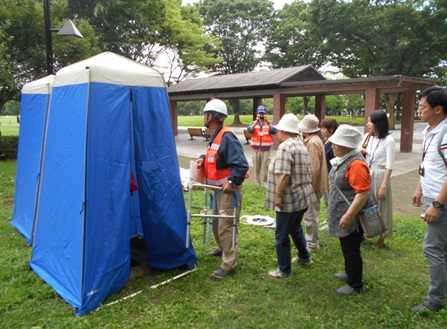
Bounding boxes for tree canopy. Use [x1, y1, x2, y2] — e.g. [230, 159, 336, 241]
[1, 0, 446, 114]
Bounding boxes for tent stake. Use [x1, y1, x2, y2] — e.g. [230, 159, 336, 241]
[150, 266, 198, 289]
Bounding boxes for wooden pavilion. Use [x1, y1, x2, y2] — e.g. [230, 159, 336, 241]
[167, 65, 436, 152]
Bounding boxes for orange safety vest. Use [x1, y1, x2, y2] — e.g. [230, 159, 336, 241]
[250, 122, 273, 149]
[204, 126, 234, 186]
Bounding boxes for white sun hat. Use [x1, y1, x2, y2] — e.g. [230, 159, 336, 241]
[328, 124, 361, 149]
[298, 114, 320, 133]
[275, 113, 300, 134]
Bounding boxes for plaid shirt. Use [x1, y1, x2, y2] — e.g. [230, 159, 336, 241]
[265, 137, 316, 212]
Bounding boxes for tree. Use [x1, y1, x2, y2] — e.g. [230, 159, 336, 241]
[153, 2, 222, 85]
[0, 0, 98, 113]
[265, 1, 334, 113]
[199, 0, 274, 125]
[68, 0, 219, 85]
[304, 0, 446, 127]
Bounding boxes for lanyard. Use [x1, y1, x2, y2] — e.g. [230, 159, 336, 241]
[422, 134, 436, 162]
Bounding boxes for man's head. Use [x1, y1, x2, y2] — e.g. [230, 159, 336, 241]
[256, 105, 266, 120]
[418, 87, 447, 124]
[203, 99, 228, 128]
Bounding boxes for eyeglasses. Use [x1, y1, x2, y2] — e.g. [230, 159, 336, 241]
[418, 103, 431, 110]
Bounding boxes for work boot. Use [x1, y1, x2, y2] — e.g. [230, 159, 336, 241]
[208, 248, 222, 257]
[212, 267, 232, 279]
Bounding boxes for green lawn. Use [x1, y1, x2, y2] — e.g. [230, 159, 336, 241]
[0, 160, 445, 328]
[178, 115, 364, 127]
[1, 114, 362, 137]
[0, 116, 20, 136]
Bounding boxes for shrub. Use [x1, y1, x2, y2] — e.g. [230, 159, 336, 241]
[0, 136, 18, 160]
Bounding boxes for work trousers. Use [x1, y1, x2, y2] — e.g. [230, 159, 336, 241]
[212, 185, 243, 271]
[252, 150, 270, 186]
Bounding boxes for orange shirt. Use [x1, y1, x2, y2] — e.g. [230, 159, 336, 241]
[346, 159, 370, 194]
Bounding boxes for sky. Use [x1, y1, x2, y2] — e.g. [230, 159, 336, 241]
[182, 0, 296, 10]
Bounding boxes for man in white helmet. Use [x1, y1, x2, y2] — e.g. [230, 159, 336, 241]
[196, 98, 249, 279]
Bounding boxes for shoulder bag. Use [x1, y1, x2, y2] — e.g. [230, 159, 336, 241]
[335, 185, 388, 238]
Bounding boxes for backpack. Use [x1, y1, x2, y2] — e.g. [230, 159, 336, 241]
[437, 124, 447, 168]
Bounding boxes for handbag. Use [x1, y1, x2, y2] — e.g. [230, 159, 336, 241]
[360, 133, 372, 158]
[335, 185, 388, 238]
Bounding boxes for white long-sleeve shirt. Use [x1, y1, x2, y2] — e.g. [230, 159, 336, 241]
[361, 134, 395, 170]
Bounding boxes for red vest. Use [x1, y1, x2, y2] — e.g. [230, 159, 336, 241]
[250, 122, 273, 149]
[204, 126, 233, 186]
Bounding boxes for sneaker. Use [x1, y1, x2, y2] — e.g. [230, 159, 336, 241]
[307, 245, 320, 252]
[411, 300, 444, 313]
[336, 284, 365, 295]
[333, 273, 348, 281]
[292, 257, 313, 265]
[212, 267, 231, 279]
[208, 248, 222, 257]
[268, 269, 291, 278]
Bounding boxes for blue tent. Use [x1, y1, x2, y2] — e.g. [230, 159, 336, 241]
[19, 52, 196, 315]
[11, 75, 54, 245]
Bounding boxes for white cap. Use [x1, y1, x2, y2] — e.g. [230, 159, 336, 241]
[275, 114, 300, 134]
[298, 114, 320, 133]
[329, 124, 361, 149]
[203, 99, 228, 116]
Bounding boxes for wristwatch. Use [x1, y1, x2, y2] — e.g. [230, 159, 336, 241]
[228, 180, 236, 187]
[432, 201, 444, 209]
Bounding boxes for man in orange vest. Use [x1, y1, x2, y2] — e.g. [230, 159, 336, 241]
[247, 105, 277, 187]
[196, 99, 249, 279]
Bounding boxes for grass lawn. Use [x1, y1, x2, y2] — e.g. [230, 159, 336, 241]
[0, 160, 445, 328]
[0, 115, 20, 136]
[178, 115, 364, 127]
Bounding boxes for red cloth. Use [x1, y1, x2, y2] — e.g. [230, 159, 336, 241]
[130, 170, 138, 192]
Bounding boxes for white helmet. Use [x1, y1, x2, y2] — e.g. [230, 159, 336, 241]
[203, 99, 228, 116]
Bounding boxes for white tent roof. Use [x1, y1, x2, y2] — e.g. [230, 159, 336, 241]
[22, 75, 54, 95]
[52, 52, 166, 88]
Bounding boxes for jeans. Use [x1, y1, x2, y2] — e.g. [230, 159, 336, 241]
[275, 208, 310, 275]
[339, 227, 364, 290]
[423, 197, 447, 306]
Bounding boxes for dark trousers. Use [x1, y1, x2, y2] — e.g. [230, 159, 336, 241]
[275, 208, 310, 275]
[339, 228, 364, 290]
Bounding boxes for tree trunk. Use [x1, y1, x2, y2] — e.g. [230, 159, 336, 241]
[230, 99, 242, 125]
[303, 96, 309, 114]
[385, 93, 396, 130]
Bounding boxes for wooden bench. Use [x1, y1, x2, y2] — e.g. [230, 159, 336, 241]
[188, 127, 204, 140]
[203, 128, 211, 141]
[188, 127, 211, 141]
[243, 129, 252, 144]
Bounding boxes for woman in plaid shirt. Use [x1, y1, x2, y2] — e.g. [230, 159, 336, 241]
[265, 114, 316, 278]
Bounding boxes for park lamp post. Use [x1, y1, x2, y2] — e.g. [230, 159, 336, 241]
[43, 0, 83, 75]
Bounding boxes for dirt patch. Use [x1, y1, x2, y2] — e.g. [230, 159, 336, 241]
[391, 169, 422, 218]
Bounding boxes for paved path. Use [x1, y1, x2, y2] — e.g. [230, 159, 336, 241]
[175, 123, 425, 177]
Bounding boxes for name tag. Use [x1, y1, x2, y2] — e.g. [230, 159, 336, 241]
[418, 164, 424, 176]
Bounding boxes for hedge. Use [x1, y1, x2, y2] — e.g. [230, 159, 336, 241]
[0, 136, 18, 160]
